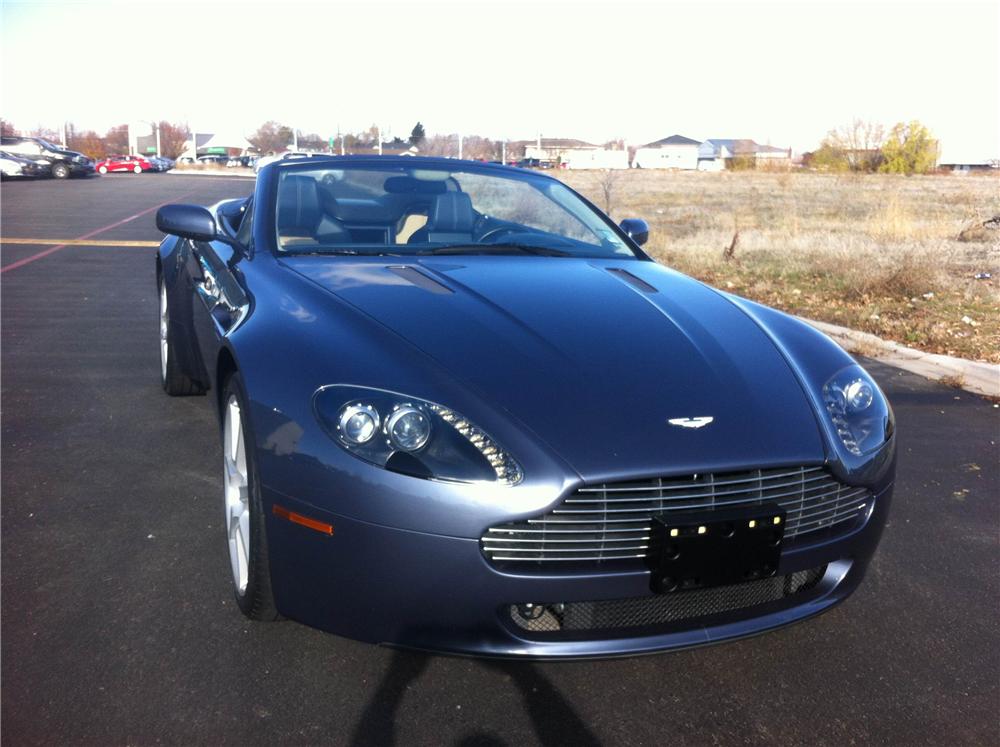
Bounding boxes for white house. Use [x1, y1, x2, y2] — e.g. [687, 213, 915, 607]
[633, 134, 702, 170]
[698, 139, 792, 170]
[522, 138, 628, 169]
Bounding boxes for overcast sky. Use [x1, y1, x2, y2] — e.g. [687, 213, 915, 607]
[2, 0, 997, 159]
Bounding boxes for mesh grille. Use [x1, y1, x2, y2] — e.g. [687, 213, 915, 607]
[509, 565, 827, 635]
[483, 466, 870, 566]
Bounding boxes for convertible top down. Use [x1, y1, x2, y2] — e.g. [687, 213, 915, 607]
[155, 156, 895, 657]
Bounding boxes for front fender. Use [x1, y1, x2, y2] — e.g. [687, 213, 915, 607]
[722, 293, 896, 490]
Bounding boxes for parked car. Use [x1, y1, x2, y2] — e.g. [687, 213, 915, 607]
[0, 150, 53, 178]
[197, 155, 229, 166]
[95, 154, 153, 174]
[515, 157, 553, 169]
[142, 155, 173, 172]
[177, 156, 196, 165]
[0, 136, 95, 178]
[154, 156, 895, 658]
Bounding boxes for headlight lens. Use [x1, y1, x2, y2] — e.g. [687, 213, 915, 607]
[822, 365, 893, 456]
[315, 385, 522, 485]
[338, 404, 380, 444]
[386, 406, 431, 451]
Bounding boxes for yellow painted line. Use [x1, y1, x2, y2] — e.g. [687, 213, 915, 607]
[2, 238, 160, 247]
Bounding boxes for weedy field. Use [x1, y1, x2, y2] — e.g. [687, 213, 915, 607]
[558, 169, 1000, 363]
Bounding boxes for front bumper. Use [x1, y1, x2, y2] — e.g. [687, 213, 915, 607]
[263, 482, 892, 658]
[68, 161, 95, 175]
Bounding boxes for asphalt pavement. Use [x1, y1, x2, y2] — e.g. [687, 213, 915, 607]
[2, 174, 998, 746]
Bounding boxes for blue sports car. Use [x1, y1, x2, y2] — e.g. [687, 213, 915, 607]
[155, 156, 895, 658]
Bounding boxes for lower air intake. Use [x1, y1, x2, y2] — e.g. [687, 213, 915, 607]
[508, 565, 827, 635]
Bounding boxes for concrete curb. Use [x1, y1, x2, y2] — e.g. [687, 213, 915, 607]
[800, 317, 1000, 399]
[166, 169, 255, 178]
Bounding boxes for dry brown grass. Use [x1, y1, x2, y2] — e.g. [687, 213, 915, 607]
[555, 170, 1000, 363]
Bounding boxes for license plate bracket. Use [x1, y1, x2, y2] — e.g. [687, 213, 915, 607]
[647, 504, 786, 593]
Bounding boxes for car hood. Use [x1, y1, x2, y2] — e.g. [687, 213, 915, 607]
[282, 255, 826, 480]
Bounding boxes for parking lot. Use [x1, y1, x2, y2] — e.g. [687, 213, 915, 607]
[1, 174, 997, 746]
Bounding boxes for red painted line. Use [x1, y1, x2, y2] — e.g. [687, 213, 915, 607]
[0, 192, 193, 274]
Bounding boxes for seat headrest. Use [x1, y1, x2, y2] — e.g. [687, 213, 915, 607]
[429, 192, 475, 233]
[278, 175, 323, 234]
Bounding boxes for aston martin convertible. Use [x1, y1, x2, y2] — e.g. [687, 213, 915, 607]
[154, 156, 895, 658]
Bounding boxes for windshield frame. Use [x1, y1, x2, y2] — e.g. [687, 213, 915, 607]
[255, 156, 650, 262]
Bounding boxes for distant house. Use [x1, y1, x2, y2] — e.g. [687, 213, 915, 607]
[520, 138, 628, 169]
[937, 146, 998, 173]
[633, 134, 702, 170]
[698, 139, 792, 170]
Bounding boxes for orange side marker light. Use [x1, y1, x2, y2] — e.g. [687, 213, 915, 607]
[273, 504, 334, 535]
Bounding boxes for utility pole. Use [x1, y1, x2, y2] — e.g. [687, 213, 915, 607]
[60, 122, 67, 148]
[338, 124, 345, 155]
[377, 126, 382, 156]
[458, 132, 463, 160]
[501, 138, 506, 164]
[293, 129, 298, 150]
[155, 122, 161, 157]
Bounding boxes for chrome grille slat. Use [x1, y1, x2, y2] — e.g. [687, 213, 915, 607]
[559, 482, 845, 510]
[565, 475, 836, 504]
[484, 535, 651, 544]
[491, 553, 649, 562]
[482, 466, 873, 566]
[573, 467, 825, 493]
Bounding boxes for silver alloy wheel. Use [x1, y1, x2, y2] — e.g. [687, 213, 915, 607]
[223, 395, 250, 595]
[159, 282, 168, 382]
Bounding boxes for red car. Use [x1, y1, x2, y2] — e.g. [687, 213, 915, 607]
[96, 154, 153, 174]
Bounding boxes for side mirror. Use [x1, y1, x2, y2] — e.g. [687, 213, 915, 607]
[619, 218, 649, 246]
[156, 204, 218, 242]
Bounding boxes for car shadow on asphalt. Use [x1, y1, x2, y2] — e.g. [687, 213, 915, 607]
[347, 645, 601, 746]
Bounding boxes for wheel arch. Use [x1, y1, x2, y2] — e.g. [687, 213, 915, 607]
[216, 345, 239, 420]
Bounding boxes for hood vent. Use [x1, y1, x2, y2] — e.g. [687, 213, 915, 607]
[606, 267, 658, 293]
[387, 266, 453, 295]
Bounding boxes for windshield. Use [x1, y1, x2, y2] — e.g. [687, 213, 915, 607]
[38, 139, 65, 152]
[273, 161, 636, 258]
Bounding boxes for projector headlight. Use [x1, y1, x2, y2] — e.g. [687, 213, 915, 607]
[315, 385, 522, 486]
[822, 365, 893, 456]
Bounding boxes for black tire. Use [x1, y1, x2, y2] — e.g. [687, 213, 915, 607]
[222, 372, 280, 621]
[158, 275, 203, 396]
[52, 162, 70, 179]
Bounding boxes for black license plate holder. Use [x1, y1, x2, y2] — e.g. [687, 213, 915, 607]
[647, 504, 786, 593]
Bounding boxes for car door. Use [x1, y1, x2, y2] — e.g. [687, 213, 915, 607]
[185, 202, 252, 393]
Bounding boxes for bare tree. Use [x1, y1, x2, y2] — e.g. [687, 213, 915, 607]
[157, 121, 191, 159]
[29, 124, 61, 143]
[598, 169, 618, 215]
[66, 124, 107, 160]
[104, 124, 129, 155]
[1, 118, 18, 137]
[815, 119, 885, 172]
[249, 121, 293, 154]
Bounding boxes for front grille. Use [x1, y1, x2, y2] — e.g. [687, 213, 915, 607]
[508, 565, 827, 635]
[483, 466, 871, 566]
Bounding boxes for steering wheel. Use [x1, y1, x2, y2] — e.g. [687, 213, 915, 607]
[476, 226, 520, 243]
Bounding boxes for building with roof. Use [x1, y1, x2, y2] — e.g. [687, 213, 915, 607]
[518, 138, 628, 169]
[633, 135, 702, 170]
[698, 139, 792, 170]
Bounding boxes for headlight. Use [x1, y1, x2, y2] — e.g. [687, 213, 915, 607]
[314, 385, 523, 486]
[822, 365, 893, 456]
